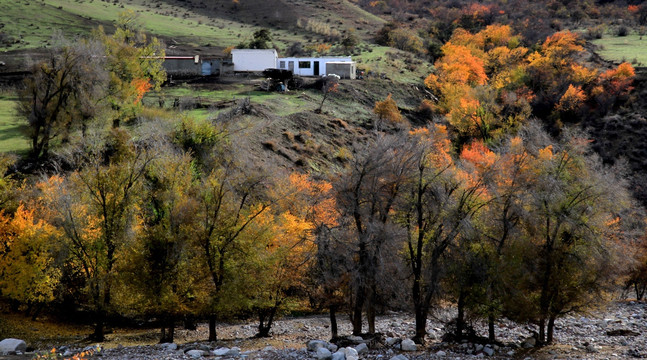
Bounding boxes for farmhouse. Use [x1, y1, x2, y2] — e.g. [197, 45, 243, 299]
[231, 49, 278, 72]
[162, 55, 222, 76]
[277, 56, 355, 78]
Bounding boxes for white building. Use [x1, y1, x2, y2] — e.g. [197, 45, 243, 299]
[277, 56, 354, 77]
[231, 49, 278, 72]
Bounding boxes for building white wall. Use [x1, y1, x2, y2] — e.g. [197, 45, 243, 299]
[277, 57, 352, 77]
[232, 49, 278, 72]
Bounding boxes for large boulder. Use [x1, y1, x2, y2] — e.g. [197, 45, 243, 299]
[317, 347, 333, 360]
[308, 340, 329, 352]
[161, 343, 177, 351]
[343, 347, 359, 358]
[400, 339, 417, 351]
[213, 347, 230, 356]
[0, 339, 27, 354]
[355, 343, 368, 354]
[483, 345, 495, 356]
[186, 349, 206, 358]
[332, 350, 346, 360]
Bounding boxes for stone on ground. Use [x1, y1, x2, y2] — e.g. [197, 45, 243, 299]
[308, 340, 329, 352]
[317, 347, 332, 360]
[0, 339, 27, 355]
[400, 339, 417, 351]
[355, 343, 368, 354]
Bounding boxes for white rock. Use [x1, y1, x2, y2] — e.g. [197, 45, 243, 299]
[327, 343, 338, 352]
[186, 349, 205, 358]
[400, 339, 417, 351]
[390, 355, 408, 360]
[436, 350, 446, 356]
[385, 337, 399, 346]
[161, 343, 177, 351]
[0, 339, 27, 355]
[308, 340, 328, 352]
[348, 335, 363, 342]
[226, 347, 240, 356]
[343, 347, 359, 358]
[332, 350, 346, 360]
[475, 344, 484, 352]
[317, 347, 332, 360]
[355, 343, 368, 354]
[483, 346, 495, 356]
[213, 347, 230, 356]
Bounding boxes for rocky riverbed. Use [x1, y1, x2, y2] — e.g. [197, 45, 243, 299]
[2, 300, 645, 359]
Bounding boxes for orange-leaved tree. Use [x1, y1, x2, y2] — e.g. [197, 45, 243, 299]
[373, 93, 403, 126]
[0, 205, 61, 318]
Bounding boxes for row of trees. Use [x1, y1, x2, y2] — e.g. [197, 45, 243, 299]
[318, 122, 637, 344]
[1, 118, 635, 345]
[0, 119, 326, 343]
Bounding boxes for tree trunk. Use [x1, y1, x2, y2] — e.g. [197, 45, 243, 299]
[256, 307, 277, 338]
[91, 312, 105, 342]
[184, 315, 197, 331]
[160, 316, 175, 343]
[538, 318, 546, 344]
[413, 305, 428, 344]
[329, 305, 338, 340]
[455, 290, 466, 340]
[635, 283, 645, 301]
[352, 294, 364, 335]
[367, 300, 375, 334]
[547, 316, 555, 344]
[488, 314, 496, 342]
[208, 315, 217, 341]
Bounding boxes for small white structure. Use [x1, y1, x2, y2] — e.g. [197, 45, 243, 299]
[231, 49, 278, 72]
[277, 56, 354, 77]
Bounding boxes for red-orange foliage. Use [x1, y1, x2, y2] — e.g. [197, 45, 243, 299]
[460, 140, 497, 169]
[131, 78, 151, 104]
[555, 84, 586, 113]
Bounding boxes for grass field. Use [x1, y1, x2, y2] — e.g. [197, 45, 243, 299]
[152, 84, 315, 119]
[592, 34, 647, 66]
[0, 94, 30, 154]
[353, 46, 434, 84]
[1, 0, 380, 53]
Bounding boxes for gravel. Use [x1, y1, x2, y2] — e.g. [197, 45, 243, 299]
[17, 300, 647, 359]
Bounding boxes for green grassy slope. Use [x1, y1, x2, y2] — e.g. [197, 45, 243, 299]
[592, 34, 647, 66]
[0, 94, 29, 154]
[1, 0, 385, 54]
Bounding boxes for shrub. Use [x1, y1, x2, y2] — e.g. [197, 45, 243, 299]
[617, 25, 629, 37]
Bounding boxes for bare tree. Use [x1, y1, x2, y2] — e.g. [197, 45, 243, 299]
[398, 126, 487, 343]
[18, 35, 107, 160]
[334, 134, 416, 335]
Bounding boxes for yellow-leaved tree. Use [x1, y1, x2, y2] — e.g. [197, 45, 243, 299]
[0, 205, 61, 318]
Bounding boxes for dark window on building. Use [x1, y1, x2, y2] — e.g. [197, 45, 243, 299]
[298, 61, 311, 69]
[279, 61, 286, 68]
